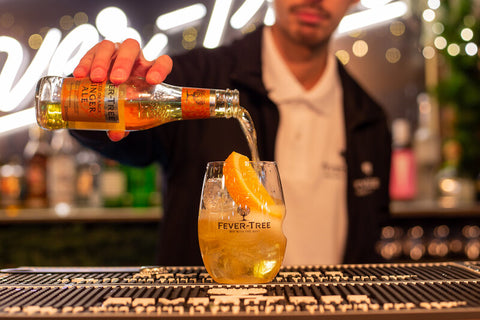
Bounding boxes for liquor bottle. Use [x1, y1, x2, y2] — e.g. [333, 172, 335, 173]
[389, 118, 416, 201]
[123, 164, 160, 207]
[75, 148, 101, 207]
[47, 129, 77, 211]
[99, 158, 128, 207]
[35, 76, 240, 131]
[413, 93, 441, 202]
[435, 140, 476, 207]
[0, 155, 24, 212]
[23, 126, 51, 208]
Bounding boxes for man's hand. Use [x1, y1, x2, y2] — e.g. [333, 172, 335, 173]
[73, 39, 173, 141]
[74, 38, 172, 84]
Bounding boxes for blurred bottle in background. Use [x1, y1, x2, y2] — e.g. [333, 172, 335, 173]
[0, 155, 24, 214]
[124, 164, 161, 208]
[413, 93, 441, 202]
[390, 118, 416, 201]
[99, 159, 128, 207]
[47, 130, 77, 215]
[436, 139, 476, 207]
[23, 126, 51, 208]
[75, 148, 101, 208]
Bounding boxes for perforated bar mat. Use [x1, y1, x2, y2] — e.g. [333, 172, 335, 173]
[0, 261, 479, 319]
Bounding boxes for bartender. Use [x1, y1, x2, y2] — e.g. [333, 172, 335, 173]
[70, 0, 391, 266]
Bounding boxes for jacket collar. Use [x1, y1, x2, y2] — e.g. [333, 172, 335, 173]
[338, 64, 387, 132]
[229, 26, 268, 96]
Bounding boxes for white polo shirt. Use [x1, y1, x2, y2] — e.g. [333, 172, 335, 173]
[262, 27, 347, 265]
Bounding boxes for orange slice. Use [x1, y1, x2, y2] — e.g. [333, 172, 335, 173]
[224, 151, 279, 217]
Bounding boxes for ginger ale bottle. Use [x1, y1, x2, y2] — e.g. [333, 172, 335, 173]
[35, 76, 240, 131]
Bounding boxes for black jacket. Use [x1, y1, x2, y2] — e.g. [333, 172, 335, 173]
[72, 27, 391, 266]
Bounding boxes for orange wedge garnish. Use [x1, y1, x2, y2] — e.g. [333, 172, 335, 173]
[224, 152, 280, 217]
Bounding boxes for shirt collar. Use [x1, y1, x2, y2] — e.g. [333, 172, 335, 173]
[262, 27, 339, 115]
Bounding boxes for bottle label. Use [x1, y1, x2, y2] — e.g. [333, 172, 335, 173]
[61, 78, 121, 124]
[181, 88, 211, 119]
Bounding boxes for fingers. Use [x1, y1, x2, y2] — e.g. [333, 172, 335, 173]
[130, 50, 154, 79]
[146, 55, 173, 84]
[73, 39, 140, 83]
[110, 39, 141, 84]
[107, 130, 130, 142]
[90, 40, 118, 82]
[73, 38, 172, 86]
[73, 42, 102, 78]
[74, 40, 117, 82]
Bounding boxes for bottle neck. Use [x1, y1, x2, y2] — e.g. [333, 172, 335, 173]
[212, 89, 240, 119]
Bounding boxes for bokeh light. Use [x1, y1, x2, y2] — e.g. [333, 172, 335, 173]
[28, 34, 43, 49]
[385, 47, 401, 63]
[422, 46, 436, 59]
[434, 36, 447, 50]
[447, 43, 460, 56]
[352, 40, 368, 57]
[422, 9, 435, 22]
[389, 21, 405, 36]
[335, 49, 350, 65]
[59, 15, 74, 30]
[460, 28, 474, 41]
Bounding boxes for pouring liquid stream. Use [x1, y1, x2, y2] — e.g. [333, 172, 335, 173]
[234, 107, 260, 164]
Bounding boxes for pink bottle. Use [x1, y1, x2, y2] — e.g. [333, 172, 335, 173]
[390, 118, 417, 200]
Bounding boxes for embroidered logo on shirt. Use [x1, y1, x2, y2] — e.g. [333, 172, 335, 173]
[353, 161, 380, 197]
[361, 161, 373, 176]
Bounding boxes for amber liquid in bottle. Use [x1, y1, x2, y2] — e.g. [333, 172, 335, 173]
[36, 77, 238, 130]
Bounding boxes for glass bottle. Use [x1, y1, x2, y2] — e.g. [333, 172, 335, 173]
[0, 155, 24, 212]
[35, 76, 240, 131]
[389, 118, 416, 201]
[435, 139, 475, 207]
[413, 93, 441, 202]
[23, 126, 51, 208]
[99, 158, 128, 208]
[124, 164, 159, 207]
[75, 148, 101, 207]
[47, 129, 77, 212]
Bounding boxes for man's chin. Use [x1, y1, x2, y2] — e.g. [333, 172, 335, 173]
[293, 29, 331, 47]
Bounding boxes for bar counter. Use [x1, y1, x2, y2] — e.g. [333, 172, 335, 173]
[0, 207, 162, 224]
[1, 201, 479, 224]
[0, 262, 479, 319]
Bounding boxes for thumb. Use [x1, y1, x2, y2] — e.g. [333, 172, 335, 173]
[107, 130, 129, 141]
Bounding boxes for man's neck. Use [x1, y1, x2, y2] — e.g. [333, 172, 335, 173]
[270, 26, 330, 91]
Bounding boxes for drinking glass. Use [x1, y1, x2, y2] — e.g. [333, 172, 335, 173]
[198, 160, 286, 284]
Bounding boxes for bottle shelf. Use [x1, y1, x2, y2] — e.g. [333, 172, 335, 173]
[1, 202, 479, 223]
[0, 206, 162, 223]
[391, 200, 480, 218]
[2, 200, 480, 223]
